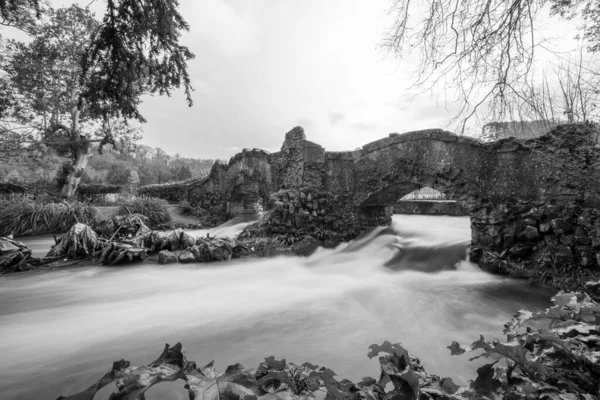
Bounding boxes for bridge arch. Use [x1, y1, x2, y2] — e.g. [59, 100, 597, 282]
[352, 129, 539, 213]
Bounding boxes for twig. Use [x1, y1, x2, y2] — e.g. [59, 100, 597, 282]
[108, 225, 123, 242]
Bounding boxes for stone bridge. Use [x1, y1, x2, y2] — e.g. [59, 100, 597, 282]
[188, 125, 595, 225]
[183, 124, 600, 281]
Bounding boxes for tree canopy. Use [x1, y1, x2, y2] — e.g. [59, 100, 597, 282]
[0, 0, 195, 197]
[80, 0, 194, 122]
[383, 0, 600, 129]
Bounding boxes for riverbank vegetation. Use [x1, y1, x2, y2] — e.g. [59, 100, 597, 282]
[118, 197, 172, 227]
[57, 290, 600, 400]
[0, 194, 99, 237]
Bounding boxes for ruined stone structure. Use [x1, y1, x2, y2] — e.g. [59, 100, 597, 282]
[177, 124, 600, 286]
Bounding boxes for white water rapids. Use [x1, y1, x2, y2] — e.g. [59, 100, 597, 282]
[1, 215, 552, 400]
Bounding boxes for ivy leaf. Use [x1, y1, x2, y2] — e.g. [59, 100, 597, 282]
[355, 377, 385, 400]
[447, 336, 546, 380]
[470, 363, 499, 396]
[367, 341, 409, 360]
[369, 341, 427, 400]
[184, 363, 257, 400]
[503, 309, 533, 336]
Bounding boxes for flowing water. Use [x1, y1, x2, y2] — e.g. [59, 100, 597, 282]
[2, 215, 553, 400]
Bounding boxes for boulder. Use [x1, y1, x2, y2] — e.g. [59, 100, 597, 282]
[158, 250, 178, 264]
[522, 218, 538, 226]
[539, 222, 552, 233]
[508, 243, 533, 259]
[192, 239, 233, 262]
[544, 235, 559, 247]
[551, 218, 573, 235]
[519, 226, 539, 242]
[560, 235, 575, 246]
[292, 236, 321, 256]
[178, 251, 196, 264]
[575, 227, 591, 245]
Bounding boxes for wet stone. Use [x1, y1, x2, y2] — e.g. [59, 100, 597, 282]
[551, 218, 573, 235]
[508, 243, 533, 259]
[158, 250, 178, 264]
[519, 226, 539, 242]
[178, 251, 196, 264]
[560, 235, 575, 246]
[539, 222, 552, 233]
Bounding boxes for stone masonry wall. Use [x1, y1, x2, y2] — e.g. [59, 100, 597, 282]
[393, 201, 468, 216]
[274, 127, 306, 189]
[469, 124, 600, 289]
[180, 122, 600, 290]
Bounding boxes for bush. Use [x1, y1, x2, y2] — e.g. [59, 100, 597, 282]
[179, 200, 192, 214]
[0, 194, 100, 236]
[118, 196, 171, 227]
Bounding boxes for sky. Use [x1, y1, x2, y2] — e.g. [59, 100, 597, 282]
[71, 0, 464, 159]
[6, 0, 585, 159]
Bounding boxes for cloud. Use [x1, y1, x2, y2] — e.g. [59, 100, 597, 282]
[329, 112, 346, 125]
[351, 122, 379, 132]
[184, 0, 259, 57]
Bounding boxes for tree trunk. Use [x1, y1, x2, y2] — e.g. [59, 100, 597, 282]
[61, 143, 92, 198]
[60, 104, 88, 198]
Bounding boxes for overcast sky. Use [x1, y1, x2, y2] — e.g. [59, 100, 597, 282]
[19, 1, 586, 159]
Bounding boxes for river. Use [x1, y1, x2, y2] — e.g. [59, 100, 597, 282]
[1, 215, 552, 400]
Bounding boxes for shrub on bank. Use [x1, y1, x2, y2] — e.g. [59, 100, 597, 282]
[179, 200, 192, 214]
[0, 194, 99, 236]
[118, 196, 171, 227]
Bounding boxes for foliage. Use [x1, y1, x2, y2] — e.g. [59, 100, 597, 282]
[180, 200, 193, 214]
[1, 0, 194, 121]
[313, 227, 329, 242]
[80, 0, 194, 122]
[56, 289, 600, 400]
[0, 0, 39, 32]
[105, 164, 131, 185]
[0, 5, 143, 197]
[99, 242, 146, 265]
[1, 0, 194, 197]
[136, 228, 196, 252]
[448, 290, 600, 398]
[102, 213, 151, 239]
[40, 220, 146, 264]
[0, 194, 99, 236]
[0, 237, 31, 273]
[118, 196, 171, 226]
[275, 233, 300, 246]
[46, 222, 101, 259]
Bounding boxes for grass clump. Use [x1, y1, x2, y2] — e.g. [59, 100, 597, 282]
[118, 196, 172, 227]
[0, 194, 100, 237]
